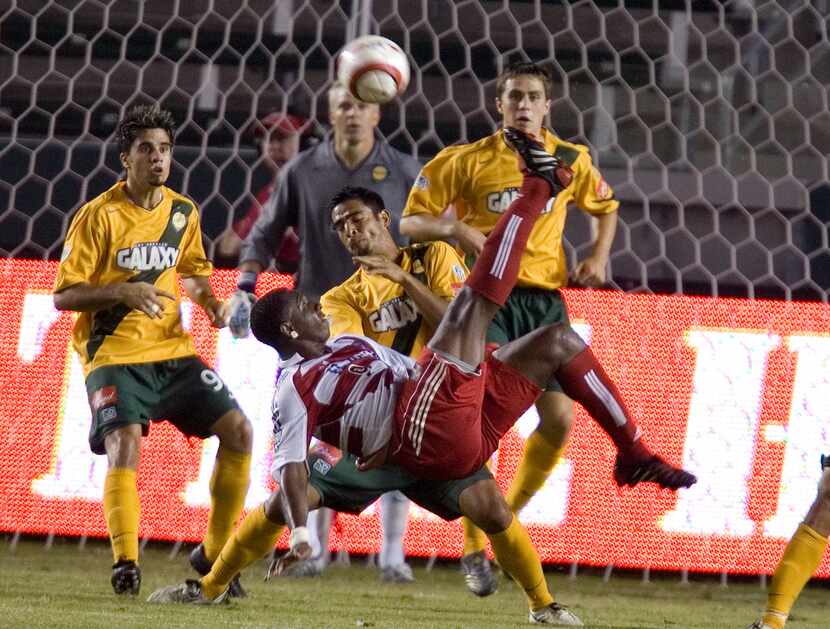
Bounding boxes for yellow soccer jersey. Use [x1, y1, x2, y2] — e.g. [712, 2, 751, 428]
[54, 181, 212, 376]
[320, 241, 467, 358]
[404, 128, 619, 291]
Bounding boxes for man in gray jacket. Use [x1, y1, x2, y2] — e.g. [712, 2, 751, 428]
[227, 82, 421, 582]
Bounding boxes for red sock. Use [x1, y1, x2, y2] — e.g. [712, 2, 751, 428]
[465, 176, 551, 306]
[555, 347, 650, 460]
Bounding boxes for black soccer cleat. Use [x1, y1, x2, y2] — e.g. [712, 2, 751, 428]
[503, 127, 573, 193]
[189, 543, 247, 598]
[613, 453, 697, 490]
[111, 559, 141, 595]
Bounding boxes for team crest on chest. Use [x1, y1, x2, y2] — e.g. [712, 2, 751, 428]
[172, 211, 187, 231]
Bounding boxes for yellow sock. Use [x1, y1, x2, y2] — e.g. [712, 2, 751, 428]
[462, 517, 488, 556]
[488, 514, 553, 611]
[201, 504, 284, 599]
[203, 447, 251, 562]
[506, 432, 565, 514]
[763, 523, 828, 629]
[103, 467, 140, 564]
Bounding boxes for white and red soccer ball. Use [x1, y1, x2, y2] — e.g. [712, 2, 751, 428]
[337, 35, 410, 105]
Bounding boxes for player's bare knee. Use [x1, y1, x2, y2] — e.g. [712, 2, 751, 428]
[459, 480, 513, 533]
[213, 409, 253, 453]
[540, 323, 585, 363]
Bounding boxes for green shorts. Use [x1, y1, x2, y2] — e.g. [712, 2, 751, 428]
[486, 286, 570, 392]
[85, 356, 240, 455]
[308, 451, 492, 521]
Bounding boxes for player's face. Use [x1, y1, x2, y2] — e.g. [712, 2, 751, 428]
[288, 292, 330, 342]
[496, 76, 550, 137]
[263, 131, 300, 172]
[331, 199, 390, 257]
[329, 88, 380, 146]
[121, 128, 173, 188]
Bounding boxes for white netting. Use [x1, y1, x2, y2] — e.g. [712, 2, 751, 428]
[1, 0, 829, 300]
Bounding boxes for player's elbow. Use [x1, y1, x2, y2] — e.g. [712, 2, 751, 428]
[399, 215, 416, 237]
[53, 290, 71, 311]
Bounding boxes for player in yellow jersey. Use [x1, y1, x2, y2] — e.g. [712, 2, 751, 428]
[748, 455, 830, 629]
[401, 61, 696, 594]
[53, 105, 253, 597]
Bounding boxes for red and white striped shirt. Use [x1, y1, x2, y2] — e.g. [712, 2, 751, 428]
[270, 335, 417, 476]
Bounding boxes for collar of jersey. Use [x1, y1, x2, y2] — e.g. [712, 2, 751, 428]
[277, 352, 304, 368]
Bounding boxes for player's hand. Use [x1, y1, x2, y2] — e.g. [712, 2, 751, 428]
[353, 255, 406, 283]
[452, 222, 487, 257]
[228, 290, 256, 338]
[117, 282, 175, 319]
[264, 543, 313, 580]
[202, 297, 228, 329]
[571, 255, 608, 288]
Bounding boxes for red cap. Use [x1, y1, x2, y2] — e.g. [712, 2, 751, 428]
[254, 113, 307, 137]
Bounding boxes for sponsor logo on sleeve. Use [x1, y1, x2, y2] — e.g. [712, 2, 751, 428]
[414, 173, 429, 189]
[593, 167, 612, 200]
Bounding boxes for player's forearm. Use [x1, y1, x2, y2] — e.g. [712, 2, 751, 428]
[400, 214, 459, 243]
[182, 275, 219, 310]
[278, 462, 310, 530]
[399, 273, 449, 329]
[590, 211, 617, 262]
[53, 282, 128, 312]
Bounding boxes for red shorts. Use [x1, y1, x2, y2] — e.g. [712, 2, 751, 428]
[390, 348, 541, 480]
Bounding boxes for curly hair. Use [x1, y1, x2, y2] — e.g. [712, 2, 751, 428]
[495, 61, 554, 100]
[116, 105, 177, 154]
[250, 288, 297, 351]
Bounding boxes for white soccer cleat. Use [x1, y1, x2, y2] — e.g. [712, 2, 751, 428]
[529, 603, 584, 626]
[146, 579, 229, 604]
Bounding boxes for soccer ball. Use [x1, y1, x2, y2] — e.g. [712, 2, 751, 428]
[337, 35, 410, 105]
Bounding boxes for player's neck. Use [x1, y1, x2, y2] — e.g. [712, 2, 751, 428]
[335, 136, 374, 170]
[124, 181, 164, 210]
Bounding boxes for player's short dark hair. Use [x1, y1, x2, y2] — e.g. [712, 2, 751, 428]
[328, 186, 386, 227]
[116, 105, 177, 154]
[250, 288, 296, 351]
[496, 61, 554, 100]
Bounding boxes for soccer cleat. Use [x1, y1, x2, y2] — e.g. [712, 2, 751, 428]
[146, 579, 229, 605]
[460, 550, 498, 597]
[111, 559, 141, 595]
[746, 623, 774, 629]
[189, 543, 247, 598]
[503, 127, 573, 193]
[380, 563, 415, 583]
[529, 603, 584, 626]
[613, 453, 697, 490]
[278, 558, 325, 578]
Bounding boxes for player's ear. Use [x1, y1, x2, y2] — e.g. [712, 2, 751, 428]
[495, 96, 504, 115]
[119, 152, 130, 171]
[280, 321, 298, 339]
[379, 209, 391, 227]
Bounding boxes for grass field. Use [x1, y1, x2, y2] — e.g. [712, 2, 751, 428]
[0, 538, 827, 629]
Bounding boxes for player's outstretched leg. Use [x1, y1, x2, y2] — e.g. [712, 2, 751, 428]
[430, 127, 571, 368]
[748, 457, 830, 629]
[488, 323, 696, 491]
